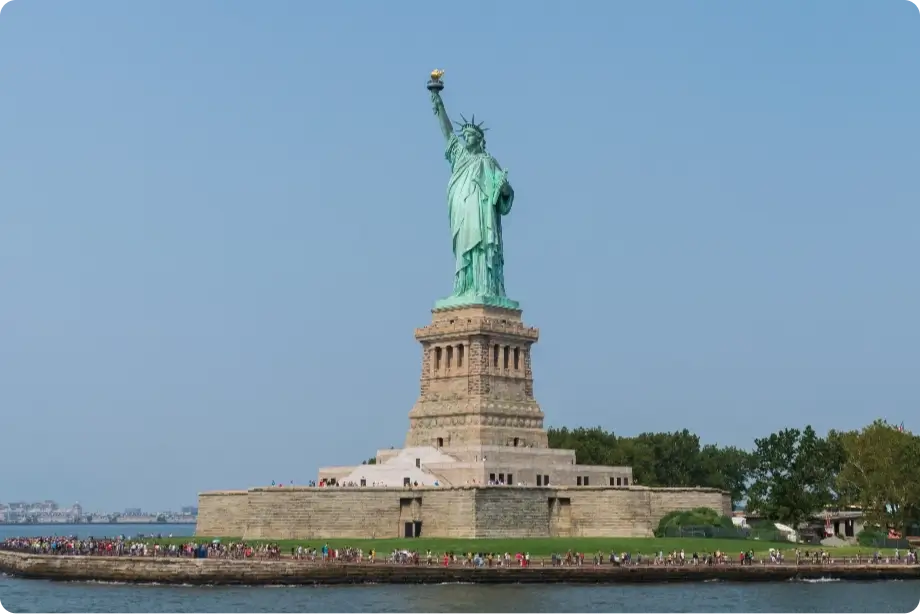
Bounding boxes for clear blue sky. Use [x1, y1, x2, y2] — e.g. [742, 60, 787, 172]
[1, 0, 918, 512]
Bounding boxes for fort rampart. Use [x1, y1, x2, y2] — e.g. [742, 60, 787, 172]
[196, 485, 732, 540]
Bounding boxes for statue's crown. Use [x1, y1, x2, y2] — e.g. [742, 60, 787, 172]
[453, 113, 488, 136]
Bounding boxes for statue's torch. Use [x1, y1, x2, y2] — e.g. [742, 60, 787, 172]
[427, 69, 445, 93]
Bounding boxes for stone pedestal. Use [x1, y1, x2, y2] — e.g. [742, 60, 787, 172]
[406, 304, 548, 449]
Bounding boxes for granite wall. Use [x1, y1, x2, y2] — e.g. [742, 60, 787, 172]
[242, 487, 479, 540]
[195, 490, 248, 537]
[473, 488, 551, 538]
[197, 486, 731, 539]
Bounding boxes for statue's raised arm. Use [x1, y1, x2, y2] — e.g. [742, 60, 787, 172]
[427, 70, 453, 143]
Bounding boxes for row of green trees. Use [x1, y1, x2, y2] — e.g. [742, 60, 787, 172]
[548, 420, 920, 533]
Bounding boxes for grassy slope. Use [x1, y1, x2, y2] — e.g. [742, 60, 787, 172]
[138, 535, 889, 557]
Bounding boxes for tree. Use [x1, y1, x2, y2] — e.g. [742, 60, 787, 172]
[746, 426, 843, 528]
[835, 420, 920, 533]
[547, 426, 622, 466]
[547, 426, 751, 498]
[611, 436, 657, 485]
[361, 457, 377, 465]
[826, 429, 860, 507]
[697, 444, 752, 509]
[634, 430, 703, 487]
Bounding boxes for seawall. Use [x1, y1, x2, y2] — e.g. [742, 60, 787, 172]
[1, 551, 918, 585]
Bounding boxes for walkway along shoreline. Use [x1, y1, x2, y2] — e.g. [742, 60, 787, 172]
[1, 551, 918, 585]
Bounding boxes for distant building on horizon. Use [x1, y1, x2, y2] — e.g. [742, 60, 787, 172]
[0, 500, 197, 524]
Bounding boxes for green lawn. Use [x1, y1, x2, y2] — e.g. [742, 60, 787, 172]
[137, 536, 890, 558]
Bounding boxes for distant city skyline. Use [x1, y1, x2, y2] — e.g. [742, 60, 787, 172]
[0, 499, 197, 524]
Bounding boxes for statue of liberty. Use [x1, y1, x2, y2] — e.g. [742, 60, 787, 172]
[427, 70, 519, 310]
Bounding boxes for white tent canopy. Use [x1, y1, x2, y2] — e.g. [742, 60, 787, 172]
[339, 446, 455, 487]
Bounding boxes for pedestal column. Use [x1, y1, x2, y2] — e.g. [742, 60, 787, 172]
[406, 304, 548, 449]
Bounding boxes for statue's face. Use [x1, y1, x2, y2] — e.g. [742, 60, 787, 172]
[463, 128, 483, 151]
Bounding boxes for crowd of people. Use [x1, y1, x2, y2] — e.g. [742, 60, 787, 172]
[1, 536, 916, 568]
[0, 537, 284, 560]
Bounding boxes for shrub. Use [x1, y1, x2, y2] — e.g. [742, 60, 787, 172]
[655, 507, 731, 537]
[857, 528, 887, 548]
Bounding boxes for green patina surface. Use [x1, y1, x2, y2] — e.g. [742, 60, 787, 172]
[429, 75, 519, 311]
[433, 294, 520, 311]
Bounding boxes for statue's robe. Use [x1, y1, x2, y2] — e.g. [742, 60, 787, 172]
[445, 134, 514, 298]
